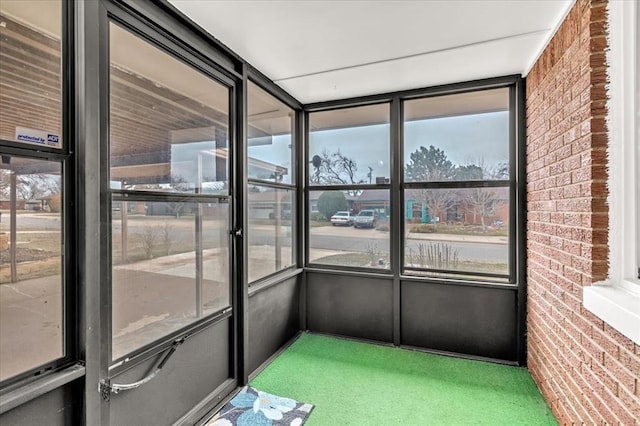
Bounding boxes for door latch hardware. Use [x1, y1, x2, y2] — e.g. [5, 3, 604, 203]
[230, 228, 242, 238]
[98, 379, 111, 401]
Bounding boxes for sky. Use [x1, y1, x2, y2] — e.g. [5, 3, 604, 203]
[247, 111, 510, 184]
[165, 111, 510, 187]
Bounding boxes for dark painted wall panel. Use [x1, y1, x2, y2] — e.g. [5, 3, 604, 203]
[306, 273, 393, 342]
[110, 319, 232, 426]
[248, 277, 300, 375]
[401, 281, 517, 361]
[0, 381, 81, 425]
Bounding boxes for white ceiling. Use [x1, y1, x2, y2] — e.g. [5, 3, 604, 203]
[170, 0, 573, 104]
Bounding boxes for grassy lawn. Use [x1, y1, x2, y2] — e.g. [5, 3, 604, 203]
[309, 220, 329, 228]
[112, 232, 226, 265]
[313, 252, 508, 276]
[0, 231, 62, 283]
[0, 257, 61, 283]
[405, 260, 509, 277]
[312, 252, 389, 268]
[248, 218, 292, 227]
[409, 222, 508, 237]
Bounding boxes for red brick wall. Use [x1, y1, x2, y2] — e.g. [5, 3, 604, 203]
[526, 0, 640, 423]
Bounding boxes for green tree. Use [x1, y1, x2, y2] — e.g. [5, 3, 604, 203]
[405, 145, 456, 182]
[454, 164, 483, 180]
[317, 191, 348, 220]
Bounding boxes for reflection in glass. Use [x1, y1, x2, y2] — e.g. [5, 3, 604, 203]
[0, 0, 63, 147]
[308, 189, 390, 269]
[0, 157, 63, 381]
[109, 23, 230, 195]
[248, 186, 294, 282]
[403, 188, 510, 278]
[404, 89, 510, 183]
[111, 199, 229, 359]
[248, 82, 295, 184]
[309, 104, 390, 185]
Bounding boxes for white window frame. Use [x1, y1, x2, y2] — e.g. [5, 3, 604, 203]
[584, 0, 640, 345]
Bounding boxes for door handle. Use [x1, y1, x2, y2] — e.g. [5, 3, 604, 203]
[99, 337, 185, 400]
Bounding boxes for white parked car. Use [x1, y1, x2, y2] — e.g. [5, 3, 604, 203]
[330, 211, 353, 226]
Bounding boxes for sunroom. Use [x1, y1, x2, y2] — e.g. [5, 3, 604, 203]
[0, 0, 638, 424]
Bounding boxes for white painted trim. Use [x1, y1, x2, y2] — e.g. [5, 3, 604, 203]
[585, 0, 640, 346]
[523, 0, 576, 77]
[584, 282, 640, 345]
[604, 0, 638, 284]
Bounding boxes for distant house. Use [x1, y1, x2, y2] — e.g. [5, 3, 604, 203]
[248, 189, 292, 220]
[0, 199, 26, 210]
[351, 189, 390, 218]
[307, 189, 508, 226]
[24, 200, 45, 211]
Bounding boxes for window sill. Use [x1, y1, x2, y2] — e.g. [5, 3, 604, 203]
[583, 280, 640, 345]
[248, 268, 303, 296]
[0, 363, 85, 414]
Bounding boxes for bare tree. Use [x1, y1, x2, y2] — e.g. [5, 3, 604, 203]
[405, 146, 458, 223]
[138, 227, 159, 259]
[458, 159, 507, 229]
[16, 174, 58, 201]
[408, 187, 458, 224]
[311, 149, 367, 185]
[161, 222, 173, 256]
[0, 169, 10, 198]
[167, 175, 191, 218]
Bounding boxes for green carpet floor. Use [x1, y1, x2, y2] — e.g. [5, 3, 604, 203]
[251, 333, 557, 425]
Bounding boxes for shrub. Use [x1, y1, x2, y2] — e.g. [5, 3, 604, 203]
[317, 191, 347, 220]
[310, 211, 327, 222]
[407, 242, 459, 269]
[138, 227, 159, 259]
[375, 219, 390, 232]
[410, 223, 438, 233]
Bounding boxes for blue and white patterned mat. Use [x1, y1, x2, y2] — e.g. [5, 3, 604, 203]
[205, 386, 314, 426]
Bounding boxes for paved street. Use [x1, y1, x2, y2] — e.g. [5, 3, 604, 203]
[0, 212, 61, 230]
[308, 229, 507, 262]
[246, 224, 508, 263]
[0, 275, 63, 381]
[2, 213, 508, 264]
[1, 213, 509, 379]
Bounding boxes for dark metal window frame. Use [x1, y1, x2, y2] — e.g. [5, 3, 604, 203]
[0, 0, 77, 390]
[104, 2, 240, 369]
[400, 84, 516, 283]
[304, 100, 394, 274]
[303, 76, 525, 287]
[245, 75, 301, 286]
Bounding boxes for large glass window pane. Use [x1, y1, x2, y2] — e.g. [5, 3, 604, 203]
[403, 188, 509, 278]
[0, 156, 63, 381]
[248, 82, 295, 184]
[109, 23, 229, 195]
[248, 186, 294, 282]
[0, 0, 63, 148]
[112, 199, 229, 359]
[404, 89, 510, 183]
[309, 104, 390, 185]
[309, 189, 390, 269]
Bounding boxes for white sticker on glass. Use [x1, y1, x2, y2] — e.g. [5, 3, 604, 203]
[15, 126, 60, 148]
